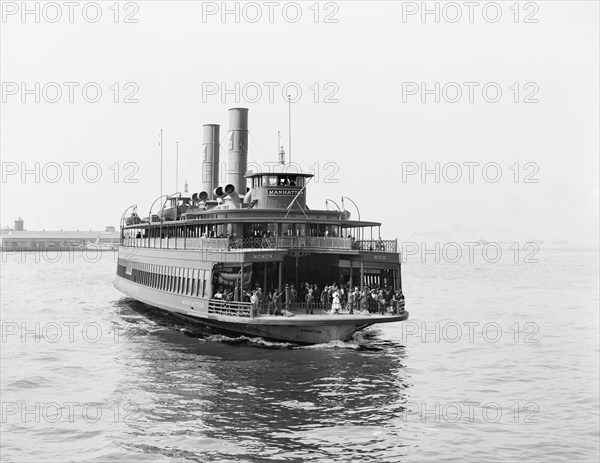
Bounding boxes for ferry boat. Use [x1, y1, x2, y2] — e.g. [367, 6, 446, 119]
[114, 108, 408, 344]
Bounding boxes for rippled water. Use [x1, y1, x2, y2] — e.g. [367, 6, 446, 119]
[1, 249, 598, 462]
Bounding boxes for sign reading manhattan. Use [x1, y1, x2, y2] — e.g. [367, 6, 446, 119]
[267, 188, 305, 196]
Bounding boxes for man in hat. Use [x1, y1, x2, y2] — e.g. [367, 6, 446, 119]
[250, 290, 259, 317]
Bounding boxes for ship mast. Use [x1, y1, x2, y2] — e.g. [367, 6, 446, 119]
[288, 94, 292, 165]
[159, 129, 163, 201]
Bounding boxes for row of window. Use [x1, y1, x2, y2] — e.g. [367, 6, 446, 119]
[123, 223, 344, 239]
[250, 175, 305, 188]
[129, 264, 211, 298]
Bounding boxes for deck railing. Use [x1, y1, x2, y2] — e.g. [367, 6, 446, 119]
[208, 299, 253, 317]
[256, 300, 406, 316]
[225, 235, 353, 250]
[122, 235, 364, 252]
[354, 240, 397, 252]
[275, 236, 352, 250]
[207, 298, 405, 318]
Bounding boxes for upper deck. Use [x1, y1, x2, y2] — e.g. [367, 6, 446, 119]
[122, 205, 397, 255]
[122, 235, 398, 254]
[121, 107, 398, 257]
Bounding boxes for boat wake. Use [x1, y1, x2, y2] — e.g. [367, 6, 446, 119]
[197, 329, 396, 351]
[201, 333, 297, 349]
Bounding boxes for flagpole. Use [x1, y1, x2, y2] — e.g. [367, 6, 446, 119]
[176, 141, 179, 192]
[288, 94, 292, 165]
[160, 130, 163, 201]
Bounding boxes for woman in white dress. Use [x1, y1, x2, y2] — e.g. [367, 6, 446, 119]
[331, 291, 341, 314]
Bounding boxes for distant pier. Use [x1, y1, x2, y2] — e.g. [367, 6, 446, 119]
[0, 218, 119, 251]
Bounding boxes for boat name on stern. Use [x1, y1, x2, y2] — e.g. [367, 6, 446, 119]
[182, 299, 207, 310]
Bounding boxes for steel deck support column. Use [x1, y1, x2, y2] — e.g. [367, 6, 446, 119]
[295, 256, 299, 289]
[278, 261, 283, 290]
[398, 264, 402, 292]
[263, 262, 267, 292]
[360, 261, 364, 291]
[240, 262, 244, 301]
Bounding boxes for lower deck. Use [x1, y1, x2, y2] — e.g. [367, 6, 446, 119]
[114, 274, 408, 344]
[116, 246, 402, 303]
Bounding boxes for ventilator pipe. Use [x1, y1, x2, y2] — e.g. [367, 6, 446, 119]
[223, 184, 240, 205]
[194, 191, 208, 209]
[243, 189, 253, 204]
[214, 186, 224, 198]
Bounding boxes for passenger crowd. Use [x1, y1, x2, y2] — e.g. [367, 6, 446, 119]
[213, 281, 405, 317]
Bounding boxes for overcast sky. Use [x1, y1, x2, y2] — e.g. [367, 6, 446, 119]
[1, 1, 598, 246]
